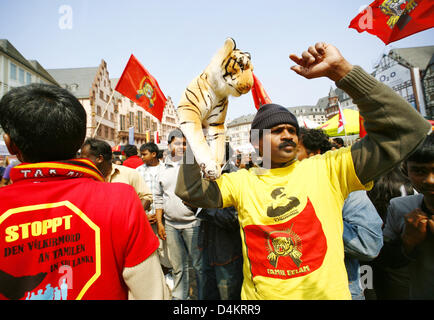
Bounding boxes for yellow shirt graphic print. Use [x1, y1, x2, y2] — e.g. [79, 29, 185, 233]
[216, 147, 369, 299]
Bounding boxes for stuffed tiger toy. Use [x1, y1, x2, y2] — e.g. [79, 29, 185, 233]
[177, 38, 254, 180]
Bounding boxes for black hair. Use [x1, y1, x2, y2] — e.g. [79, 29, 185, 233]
[333, 137, 344, 147]
[0, 83, 86, 162]
[140, 142, 159, 155]
[367, 165, 414, 223]
[123, 144, 138, 157]
[112, 157, 123, 164]
[406, 133, 434, 163]
[167, 129, 184, 145]
[299, 127, 332, 155]
[82, 138, 113, 161]
[157, 150, 164, 160]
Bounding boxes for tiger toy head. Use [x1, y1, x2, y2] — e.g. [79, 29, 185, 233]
[206, 38, 254, 98]
[177, 38, 253, 180]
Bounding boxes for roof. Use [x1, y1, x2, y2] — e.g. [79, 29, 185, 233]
[227, 114, 255, 127]
[28, 60, 59, 85]
[316, 96, 329, 108]
[390, 45, 434, 70]
[0, 39, 59, 85]
[110, 78, 123, 100]
[288, 105, 320, 112]
[47, 67, 99, 99]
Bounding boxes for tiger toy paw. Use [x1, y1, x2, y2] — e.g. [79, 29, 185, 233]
[200, 161, 221, 180]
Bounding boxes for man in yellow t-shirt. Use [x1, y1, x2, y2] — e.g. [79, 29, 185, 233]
[175, 42, 431, 299]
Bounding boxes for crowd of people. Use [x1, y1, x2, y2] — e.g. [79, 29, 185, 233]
[0, 42, 432, 300]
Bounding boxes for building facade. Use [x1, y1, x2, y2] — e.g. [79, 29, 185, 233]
[159, 96, 179, 148]
[226, 114, 255, 152]
[423, 56, 434, 119]
[321, 86, 357, 121]
[111, 78, 178, 149]
[226, 103, 330, 153]
[0, 40, 59, 98]
[0, 40, 59, 137]
[289, 104, 328, 126]
[372, 46, 434, 119]
[48, 62, 179, 149]
[48, 61, 118, 145]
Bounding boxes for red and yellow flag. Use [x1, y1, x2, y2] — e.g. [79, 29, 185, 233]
[115, 55, 167, 122]
[251, 72, 272, 110]
[349, 0, 434, 44]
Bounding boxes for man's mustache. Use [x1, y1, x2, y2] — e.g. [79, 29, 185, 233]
[278, 141, 297, 149]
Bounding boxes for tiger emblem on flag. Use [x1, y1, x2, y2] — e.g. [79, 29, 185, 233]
[380, 0, 418, 28]
[177, 38, 254, 180]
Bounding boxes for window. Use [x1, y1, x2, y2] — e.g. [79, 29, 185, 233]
[97, 105, 102, 116]
[10, 63, 17, 80]
[19, 68, 25, 84]
[129, 112, 134, 127]
[138, 111, 143, 133]
[120, 114, 126, 130]
[26, 72, 31, 84]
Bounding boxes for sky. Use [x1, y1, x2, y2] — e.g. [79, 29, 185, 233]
[1, 0, 433, 121]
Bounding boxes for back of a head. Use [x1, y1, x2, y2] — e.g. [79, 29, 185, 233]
[299, 127, 332, 155]
[333, 137, 344, 147]
[124, 144, 138, 158]
[82, 138, 113, 161]
[0, 84, 86, 163]
[406, 132, 434, 164]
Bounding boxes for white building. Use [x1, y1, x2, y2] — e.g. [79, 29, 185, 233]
[0, 40, 59, 137]
[288, 105, 328, 126]
[0, 40, 59, 98]
[226, 114, 255, 152]
[372, 45, 434, 118]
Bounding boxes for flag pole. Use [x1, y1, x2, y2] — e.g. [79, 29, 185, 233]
[92, 90, 115, 138]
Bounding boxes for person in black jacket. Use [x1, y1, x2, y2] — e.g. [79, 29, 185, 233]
[197, 143, 243, 300]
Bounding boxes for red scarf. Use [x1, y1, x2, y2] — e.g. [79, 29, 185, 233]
[9, 158, 104, 183]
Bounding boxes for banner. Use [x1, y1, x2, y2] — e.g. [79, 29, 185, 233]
[115, 54, 167, 121]
[349, 0, 434, 44]
[128, 127, 134, 145]
[251, 72, 272, 110]
[337, 103, 347, 134]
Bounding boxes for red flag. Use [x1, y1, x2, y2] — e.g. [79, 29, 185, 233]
[115, 54, 167, 122]
[359, 116, 367, 138]
[251, 72, 272, 110]
[349, 0, 434, 45]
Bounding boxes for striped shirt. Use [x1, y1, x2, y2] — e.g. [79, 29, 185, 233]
[136, 162, 164, 215]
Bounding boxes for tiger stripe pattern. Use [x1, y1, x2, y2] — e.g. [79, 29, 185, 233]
[177, 38, 254, 180]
